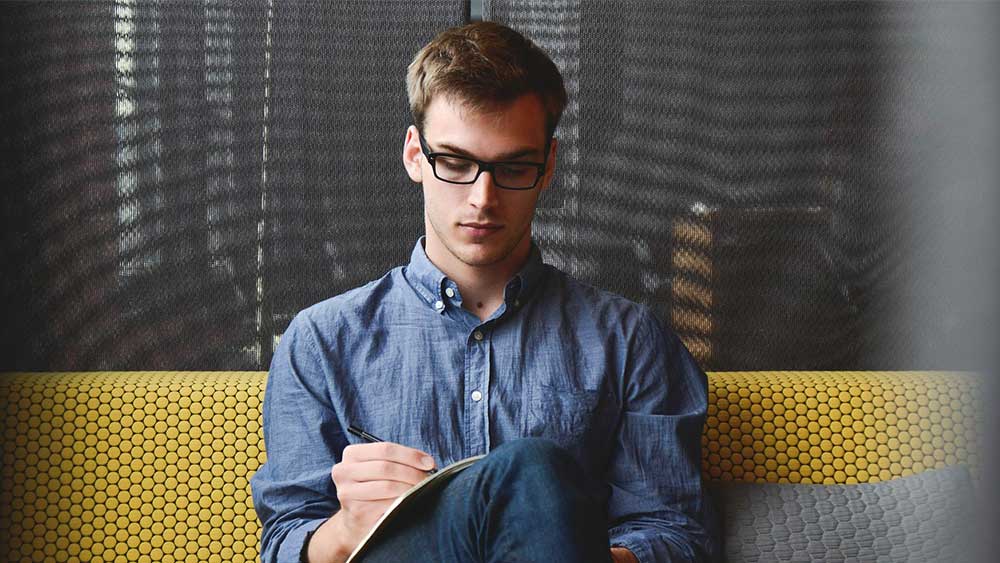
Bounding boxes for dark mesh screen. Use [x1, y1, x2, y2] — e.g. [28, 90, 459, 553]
[2, 2, 995, 372]
[484, 0, 996, 371]
[1, 1, 466, 370]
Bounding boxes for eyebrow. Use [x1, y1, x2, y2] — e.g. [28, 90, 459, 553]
[434, 142, 543, 162]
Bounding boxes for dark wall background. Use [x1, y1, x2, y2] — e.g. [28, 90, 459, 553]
[2, 1, 466, 369]
[2, 0, 997, 373]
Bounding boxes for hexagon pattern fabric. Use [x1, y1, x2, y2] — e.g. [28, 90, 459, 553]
[704, 371, 981, 484]
[0, 371, 983, 562]
[1, 372, 266, 563]
[709, 464, 977, 562]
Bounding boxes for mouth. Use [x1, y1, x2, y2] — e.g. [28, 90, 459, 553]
[459, 222, 503, 237]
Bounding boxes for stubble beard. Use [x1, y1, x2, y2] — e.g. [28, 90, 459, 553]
[430, 216, 529, 270]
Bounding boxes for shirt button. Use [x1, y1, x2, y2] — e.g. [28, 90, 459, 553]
[473, 331, 484, 341]
[434, 300, 444, 311]
[445, 287, 455, 298]
[471, 390, 483, 402]
[514, 299, 521, 307]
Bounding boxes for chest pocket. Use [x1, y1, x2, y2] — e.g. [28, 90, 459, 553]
[527, 384, 609, 451]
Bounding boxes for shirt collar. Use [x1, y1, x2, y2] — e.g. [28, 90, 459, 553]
[509, 241, 545, 303]
[405, 237, 546, 312]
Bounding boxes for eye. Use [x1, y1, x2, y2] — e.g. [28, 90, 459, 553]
[498, 163, 537, 177]
[436, 156, 475, 172]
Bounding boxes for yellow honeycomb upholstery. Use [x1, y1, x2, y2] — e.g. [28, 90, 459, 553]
[704, 371, 982, 484]
[0, 371, 982, 562]
[1, 372, 267, 563]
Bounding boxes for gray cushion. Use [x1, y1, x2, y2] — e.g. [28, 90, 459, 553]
[708, 466, 976, 562]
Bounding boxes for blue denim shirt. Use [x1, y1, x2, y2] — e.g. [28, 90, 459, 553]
[251, 238, 716, 562]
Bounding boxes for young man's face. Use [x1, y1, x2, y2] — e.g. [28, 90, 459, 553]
[403, 93, 557, 273]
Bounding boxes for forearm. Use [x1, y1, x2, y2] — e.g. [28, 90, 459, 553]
[605, 310, 716, 561]
[305, 512, 358, 563]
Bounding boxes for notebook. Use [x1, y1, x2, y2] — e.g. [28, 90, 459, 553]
[345, 454, 485, 562]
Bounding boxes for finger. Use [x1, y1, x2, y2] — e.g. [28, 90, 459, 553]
[338, 479, 416, 502]
[342, 442, 436, 471]
[334, 459, 430, 487]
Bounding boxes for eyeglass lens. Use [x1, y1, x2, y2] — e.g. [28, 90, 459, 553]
[433, 155, 540, 189]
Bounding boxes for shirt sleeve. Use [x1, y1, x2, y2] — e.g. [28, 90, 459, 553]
[605, 307, 719, 562]
[250, 311, 349, 563]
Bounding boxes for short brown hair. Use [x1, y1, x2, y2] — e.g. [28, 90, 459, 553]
[407, 21, 567, 139]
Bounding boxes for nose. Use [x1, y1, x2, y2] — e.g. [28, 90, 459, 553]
[467, 169, 500, 209]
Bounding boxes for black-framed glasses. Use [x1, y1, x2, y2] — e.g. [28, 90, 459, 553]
[418, 132, 549, 191]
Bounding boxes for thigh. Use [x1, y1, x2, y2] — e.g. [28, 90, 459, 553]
[358, 439, 612, 563]
[357, 464, 483, 563]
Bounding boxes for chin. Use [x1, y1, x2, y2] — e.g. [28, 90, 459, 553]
[454, 243, 512, 268]
[457, 250, 506, 268]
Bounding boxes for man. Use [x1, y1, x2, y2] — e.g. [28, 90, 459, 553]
[252, 22, 716, 563]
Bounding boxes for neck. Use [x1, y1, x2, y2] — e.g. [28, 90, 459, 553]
[424, 237, 532, 321]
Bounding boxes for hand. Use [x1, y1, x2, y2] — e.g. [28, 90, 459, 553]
[307, 442, 437, 562]
[610, 546, 639, 563]
[332, 441, 437, 536]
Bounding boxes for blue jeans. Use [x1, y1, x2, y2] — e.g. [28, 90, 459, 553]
[359, 438, 614, 563]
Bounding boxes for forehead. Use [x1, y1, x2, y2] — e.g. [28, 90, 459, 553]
[422, 93, 548, 158]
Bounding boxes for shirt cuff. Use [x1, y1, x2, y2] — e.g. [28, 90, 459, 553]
[278, 518, 327, 563]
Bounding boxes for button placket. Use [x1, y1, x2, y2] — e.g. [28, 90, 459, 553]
[464, 326, 491, 457]
[465, 326, 491, 455]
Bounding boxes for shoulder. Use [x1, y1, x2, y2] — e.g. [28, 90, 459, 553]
[542, 266, 666, 340]
[288, 267, 407, 340]
[539, 268, 703, 393]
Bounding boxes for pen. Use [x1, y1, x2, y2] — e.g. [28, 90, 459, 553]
[347, 424, 438, 474]
[347, 424, 385, 444]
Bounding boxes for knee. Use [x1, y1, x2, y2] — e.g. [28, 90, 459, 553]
[485, 437, 578, 482]
[478, 438, 606, 518]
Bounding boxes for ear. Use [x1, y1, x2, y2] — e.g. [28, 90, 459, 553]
[402, 125, 424, 183]
[538, 137, 559, 192]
